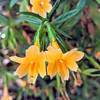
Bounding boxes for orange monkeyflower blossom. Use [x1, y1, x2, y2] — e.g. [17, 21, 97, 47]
[30, 0, 52, 17]
[95, 51, 100, 60]
[46, 45, 84, 81]
[1, 86, 12, 100]
[10, 45, 46, 83]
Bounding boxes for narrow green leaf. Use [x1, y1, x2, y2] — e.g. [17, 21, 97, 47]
[54, 26, 72, 38]
[48, 0, 61, 20]
[20, 0, 28, 12]
[85, 54, 100, 69]
[46, 22, 56, 41]
[9, 28, 17, 46]
[0, 14, 8, 26]
[83, 69, 99, 74]
[9, 0, 18, 8]
[53, 0, 86, 24]
[89, 74, 100, 77]
[83, 68, 100, 77]
[16, 12, 42, 27]
[56, 34, 68, 52]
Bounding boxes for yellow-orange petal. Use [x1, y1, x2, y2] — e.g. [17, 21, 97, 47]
[28, 62, 38, 83]
[64, 68, 69, 80]
[30, 0, 34, 4]
[39, 11, 46, 18]
[43, 0, 51, 2]
[38, 52, 46, 78]
[46, 46, 62, 62]
[10, 56, 24, 63]
[95, 52, 100, 59]
[26, 45, 39, 56]
[15, 59, 29, 78]
[30, 0, 52, 18]
[63, 49, 84, 62]
[46, 4, 52, 13]
[47, 62, 57, 78]
[66, 61, 78, 72]
[26, 45, 40, 61]
[60, 68, 69, 81]
[38, 61, 46, 78]
[42, 1, 52, 13]
[57, 61, 69, 81]
[31, 7, 38, 14]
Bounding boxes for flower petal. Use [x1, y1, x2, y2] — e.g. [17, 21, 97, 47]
[26, 45, 40, 61]
[38, 61, 46, 78]
[28, 62, 38, 84]
[39, 11, 47, 18]
[30, 0, 52, 18]
[30, 0, 39, 5]
[47, 62, 57, 78]
[66, 61, 78, 72]
[10, 56, 24, 63]
[26, 45, 39, 56]
[46, 4, 52, 13]
[15, 59, 29, 78]
[31, 7, 38, 14]
[38, 52, 46, 78]
[56, 61, 69, 81]
[30, 0, 34, 4]
[46, 46, 62, 62]
[63, 49, 84, 62]
[64, 68, 69, 80]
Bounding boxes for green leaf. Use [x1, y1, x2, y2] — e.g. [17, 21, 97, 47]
[85, 54, 100, 69]
[56, 34, 68, 52]
[48, 0, 61, 20]
[96, 0, 100, 4]
[88, 0, 100, 28]
[54, 25, 72, 39]
[46, 22, 56, 41]
[83, 68, 100, 77]
[53, 0, 86, 24]
[1, 27, 17, 49]
[9, 28, 17, 46]
[20, 0, 28, 12]
[58, 12, 81, 31]
[83, 69, 99, 74]
[7, 28, 16, 49]
[16, 12, 42, 28]
[89, 74, 100, 77]
[0, 14, 8, 26]
[9, 0, 18, 8]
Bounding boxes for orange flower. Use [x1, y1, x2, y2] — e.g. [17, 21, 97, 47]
[46, 46, 84, 81]
[30, 0, 52, 18]
[95, 51, 100, 59]
[10, 45, 46, 83]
